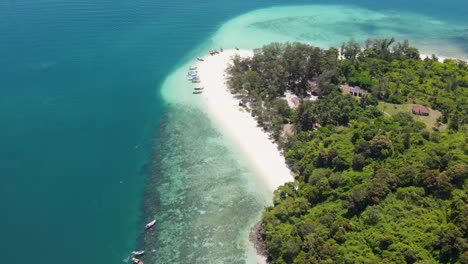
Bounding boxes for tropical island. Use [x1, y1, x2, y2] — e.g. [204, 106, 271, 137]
[221, 39, 468, 263]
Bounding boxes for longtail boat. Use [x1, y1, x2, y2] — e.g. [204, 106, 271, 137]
[145, 219, 156, 230]
[132, 257, 144, 264]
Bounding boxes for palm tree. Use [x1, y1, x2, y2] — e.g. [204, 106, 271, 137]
[377, 38, 395, 61]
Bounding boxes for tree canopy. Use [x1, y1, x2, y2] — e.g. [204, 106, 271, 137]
[227, 39, 468, 137]
[227, 39, 468, 263]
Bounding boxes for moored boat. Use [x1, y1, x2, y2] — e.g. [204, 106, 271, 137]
[193, 91, 203, 94]
[194, 87, 204, 90]
[215, 50, 220, 54]
[145, 219, 156, 230]
[197, 57, 204, 61]
[132, 257, 144, 264]
[192, 79, 201, 83]
[189, 66, 197, 70]
[131, 251, 145, 257]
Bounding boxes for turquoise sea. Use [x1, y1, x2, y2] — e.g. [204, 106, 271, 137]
[0, 1, 466, 263]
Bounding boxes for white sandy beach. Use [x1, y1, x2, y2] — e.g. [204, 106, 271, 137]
[420, 53, 448, 62]
[195, 49, 293, 194]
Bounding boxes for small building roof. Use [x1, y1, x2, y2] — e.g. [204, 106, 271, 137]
[412, 105, 430, 113]
[412, 105, 430, 114]
[349, 87, 363, 94]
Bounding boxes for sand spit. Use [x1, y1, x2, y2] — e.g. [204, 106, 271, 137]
[195, 49, 293, 193]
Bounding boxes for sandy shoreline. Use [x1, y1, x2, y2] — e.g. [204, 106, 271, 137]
[420, 53, 448, 62]
[195, 50, 294, 193]
[195, 50, 292, 263]
[420, 53, 468, 62]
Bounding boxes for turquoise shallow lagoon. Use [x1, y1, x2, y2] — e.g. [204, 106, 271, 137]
[0, 1, 466, 264]
[213, 5, 468, 59]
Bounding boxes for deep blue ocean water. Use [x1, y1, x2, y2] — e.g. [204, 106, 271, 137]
[0, 1, 466, 263]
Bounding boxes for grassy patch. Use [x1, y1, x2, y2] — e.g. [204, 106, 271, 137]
[377, 102, 446, 131]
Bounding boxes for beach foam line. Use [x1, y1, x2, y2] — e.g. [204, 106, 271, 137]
[196, 49, 293, 193]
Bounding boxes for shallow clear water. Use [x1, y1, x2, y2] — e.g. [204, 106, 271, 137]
[0, 1, 466, 264]
[140, 107, 270, 263]
[214, 5, 468, 59]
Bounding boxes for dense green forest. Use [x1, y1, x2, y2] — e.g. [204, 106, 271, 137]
[227, 39, 468, 263]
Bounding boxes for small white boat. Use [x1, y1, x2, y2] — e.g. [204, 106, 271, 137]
[189, 66, 197, 70]
[131, 251, 145, 257]
[145, 219, 156, 230]
[132, 257, 144, 264]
